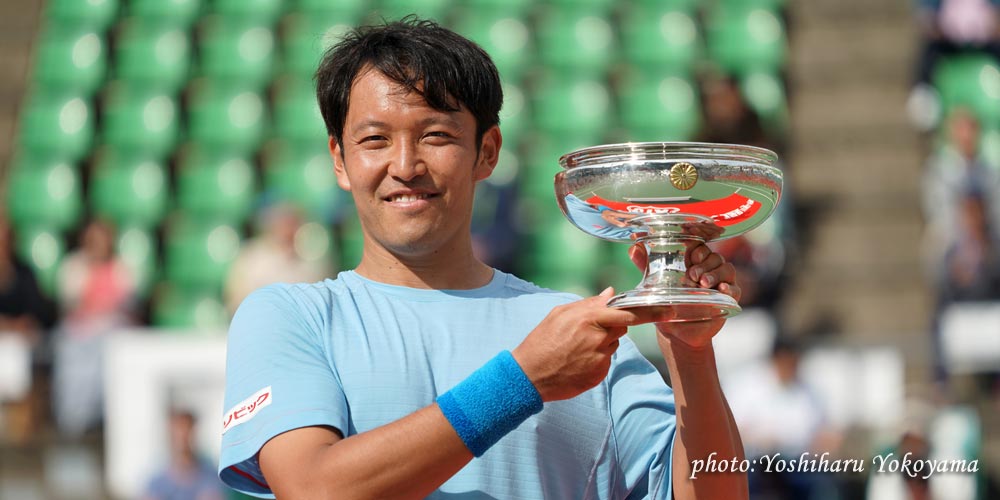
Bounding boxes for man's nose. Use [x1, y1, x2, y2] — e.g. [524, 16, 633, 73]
[388, 140, 427, 181]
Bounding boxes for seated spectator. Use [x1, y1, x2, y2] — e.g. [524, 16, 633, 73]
[224, 203, 332, 315]
[923, 109, 1000, 290]
[697, 74, 782, 154]
[0, 216, 56, 444]
[697, 74, 793, 309]
[725, 338, 842, 499]
[52, 219, 137, 438]
[142, 409, 225, 500]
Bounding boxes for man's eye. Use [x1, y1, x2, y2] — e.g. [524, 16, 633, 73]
[361, 135, 387, 143]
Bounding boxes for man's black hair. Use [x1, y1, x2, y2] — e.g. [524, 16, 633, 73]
[315, 16, 503, 149]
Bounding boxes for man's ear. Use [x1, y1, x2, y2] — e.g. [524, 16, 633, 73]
[474, 126, 502, 182]
[329, 136, 351, 191]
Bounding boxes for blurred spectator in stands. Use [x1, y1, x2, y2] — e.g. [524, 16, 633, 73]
[0, 216, 56, 344]
[922, 109, 1000, 284]
[908, 0, 1000, 129]
[142, 409, 225, 500]
[697, 74, 791, 309]
[697, 74, 783, 154]
[471, 180, 520, 273]
[710, 233, 786, 309]
[224, 203, 332, 314]
[0, 216, 56, 444]
[52, 219, 137, 437]
[939, 188, 1000, 300]
[726, 337, 842, 499]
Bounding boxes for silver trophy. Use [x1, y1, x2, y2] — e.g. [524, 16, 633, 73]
[555, 142, 782, 322]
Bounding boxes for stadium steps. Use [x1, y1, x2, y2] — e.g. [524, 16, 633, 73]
[781, 0, 932, 345]
[0, 0, 41, 171]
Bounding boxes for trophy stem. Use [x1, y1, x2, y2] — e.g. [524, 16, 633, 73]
[606, 218, 741, 322]
[635, 234, 696, 292]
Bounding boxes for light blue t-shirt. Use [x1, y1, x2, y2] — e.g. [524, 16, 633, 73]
[219, 270, 677, 499]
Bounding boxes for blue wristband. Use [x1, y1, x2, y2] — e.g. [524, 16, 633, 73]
[436, 350, 543, 457]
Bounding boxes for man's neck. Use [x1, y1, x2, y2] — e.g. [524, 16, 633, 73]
[354, 244, 494, 290]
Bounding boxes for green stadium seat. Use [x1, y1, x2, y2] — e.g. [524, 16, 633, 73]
[89, 152, 170, 229]
[271, 76, 327, 146]
[933, 54, 1000, 127]
[6, 157, 83, 232]
[337, 205, 365, 269]
[14, 226, 66, 297]
[532, 75, 613, 145]
[982, 127, 1000, 167]
[127, 0, 202, 27]
[630, 0, 700, 9]
[151, 284, 229, 329]
[113, 19, 192, 93]
[197, 18, 277, 87]
[32, 28, 106, 96]
[262, 143, 343, 221]
[619, 73, 702, 141]
[291, 0, 367, 21]
[601, 251, 644, 297]
[740, 70, 789, 134]
[280, 15, 353, 77]
[719, 0, 788, 10]
[44, 0, 118, 31]
[451, 12, 533, 83]
[456, 0, 532, 16]
[175, 149, 258, 224]
[163, 218, 243, 291]
[186, 81, 268, 155]
[535, 8, 616, 77]
[375, 0, 452, 22]
[17, 92, 94, 161]
[542, 0, 615, 9]
[621, 7, 700, 75]
[706, 7, 787, 75]
[518, 137, 593, 201]
[523, 207, 606, 289]
[100, 83, 180, 159]
[212, 0, 286, 24]
[498, 81, 529, 150]
[116, 225, 158, 297]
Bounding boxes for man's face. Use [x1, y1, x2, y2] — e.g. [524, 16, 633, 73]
[330, 68, 500, 259]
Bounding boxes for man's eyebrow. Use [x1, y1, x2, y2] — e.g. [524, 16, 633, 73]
[349, 115, 464, 133]
[417, 115, 463, 128]
[349, 120, 391, 133]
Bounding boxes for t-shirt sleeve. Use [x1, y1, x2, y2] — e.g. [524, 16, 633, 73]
[218, 284, 348, 498]
[607, 338, 678, 499]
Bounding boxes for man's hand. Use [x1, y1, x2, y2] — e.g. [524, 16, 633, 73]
[628, 242, 740, 348]
[512, 288, 653, 402]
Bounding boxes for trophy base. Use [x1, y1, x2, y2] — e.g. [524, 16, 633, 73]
[607, 288, 741, 323]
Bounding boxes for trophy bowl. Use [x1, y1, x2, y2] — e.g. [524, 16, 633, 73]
[555, 142, 782, 322]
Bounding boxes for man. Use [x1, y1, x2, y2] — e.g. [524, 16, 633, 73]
[144, 410, 225, 500]
[220, 18, 747, 499]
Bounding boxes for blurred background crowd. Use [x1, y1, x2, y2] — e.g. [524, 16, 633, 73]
[0, 0, 997, 499]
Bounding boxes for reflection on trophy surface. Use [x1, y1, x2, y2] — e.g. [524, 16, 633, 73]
[555, 142, 783, 323]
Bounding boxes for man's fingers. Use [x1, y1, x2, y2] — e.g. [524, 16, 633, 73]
[719, 282, 742, 302]
[593, 305, 670, 328]
[684, 242, 711, 268]
[599, 337, 621, 355]
[698, 262, 737, 289]
[687, 250, 722, 283]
